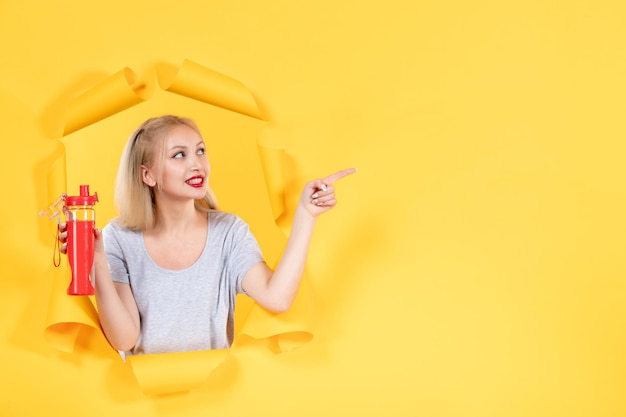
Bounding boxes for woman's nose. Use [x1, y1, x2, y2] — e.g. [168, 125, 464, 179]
[190, 155, 201, 170]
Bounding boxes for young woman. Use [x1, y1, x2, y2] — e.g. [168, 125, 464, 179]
[59, 115, 355, 355]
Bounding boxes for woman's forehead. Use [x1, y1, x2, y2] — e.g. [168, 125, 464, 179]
[165, 124, 203, 146]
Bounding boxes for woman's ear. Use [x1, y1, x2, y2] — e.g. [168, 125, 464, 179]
[141, 165, 157, 187]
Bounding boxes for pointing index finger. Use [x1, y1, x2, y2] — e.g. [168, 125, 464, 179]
[322, 168, 358, 185]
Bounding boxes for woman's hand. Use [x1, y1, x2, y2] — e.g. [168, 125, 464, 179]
[58, 223, 68, 255]
[300, 168, 357, 218]
[57, 223, 104, 255]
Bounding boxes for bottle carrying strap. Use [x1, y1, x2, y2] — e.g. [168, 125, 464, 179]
[53, 221, 61, 267]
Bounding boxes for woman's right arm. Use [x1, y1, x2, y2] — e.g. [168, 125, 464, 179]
[60, 225, 140, 351]
[92, 231, 141, 351]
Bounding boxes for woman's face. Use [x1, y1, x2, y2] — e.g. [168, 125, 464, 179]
[142, 124, 211, 204]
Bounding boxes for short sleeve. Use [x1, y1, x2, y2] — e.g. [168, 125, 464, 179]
[225, 216, 264, 294]
[102, 222, 130, 284]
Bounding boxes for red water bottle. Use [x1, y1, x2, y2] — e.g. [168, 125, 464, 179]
[63, 185, 98, 295]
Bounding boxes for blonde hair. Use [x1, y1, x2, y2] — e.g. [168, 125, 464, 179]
[114, 115, 219, 231]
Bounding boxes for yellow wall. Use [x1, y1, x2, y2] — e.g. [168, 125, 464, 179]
[1, 1, 625, 416]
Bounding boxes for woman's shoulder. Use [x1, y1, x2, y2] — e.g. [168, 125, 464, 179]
[102, 218, 141, 240]
[208, 211, 255, 236]
[208, 210, 246, 226]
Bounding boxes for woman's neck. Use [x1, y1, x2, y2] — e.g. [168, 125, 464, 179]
[152, 200, 204, 235]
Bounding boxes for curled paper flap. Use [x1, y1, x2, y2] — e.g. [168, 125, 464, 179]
[63, 68, 147, 136]
[44, 263, 100, 352]
[45, 59, 314, 395]
[257, 144, 288, 232]
[157, 59, 264, 120]
[127, 349, 229, 396]
[257, 127, 295, 236]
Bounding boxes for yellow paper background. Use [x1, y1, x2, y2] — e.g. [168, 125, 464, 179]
[1, 0, 625, 416]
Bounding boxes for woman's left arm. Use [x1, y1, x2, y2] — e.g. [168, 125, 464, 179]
[242, 168, 357, 312]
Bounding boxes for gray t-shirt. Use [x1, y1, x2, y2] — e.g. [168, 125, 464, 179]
[102, 211, 264, 355]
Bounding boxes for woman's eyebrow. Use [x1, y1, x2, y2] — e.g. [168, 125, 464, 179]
[168, 141, 204, 151]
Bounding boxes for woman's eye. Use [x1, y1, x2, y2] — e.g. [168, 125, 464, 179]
[197, 148, 205, 155]
[173, 152, 184, 159]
